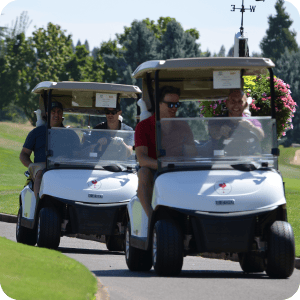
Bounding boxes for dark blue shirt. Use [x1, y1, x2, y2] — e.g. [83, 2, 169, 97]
[23, 125, 47, 163]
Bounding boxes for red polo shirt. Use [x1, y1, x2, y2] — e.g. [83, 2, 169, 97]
[135, 114, 157, 159]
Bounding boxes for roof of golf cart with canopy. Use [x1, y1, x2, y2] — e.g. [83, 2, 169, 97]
[32, 81, 142, 115]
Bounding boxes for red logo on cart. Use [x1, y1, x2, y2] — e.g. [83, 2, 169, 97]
[215, 182, 231, 195]
[87, 179, 102, 190]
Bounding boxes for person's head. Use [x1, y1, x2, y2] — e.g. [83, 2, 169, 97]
[159, 86, 181, 118]
[49, 101, 63, 127]
[226, 89, 247, 117]
[104, 101, 122, 124]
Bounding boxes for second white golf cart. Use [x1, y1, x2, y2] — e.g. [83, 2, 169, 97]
[16, 81, 141, 251]
[125, 57, 295, 278]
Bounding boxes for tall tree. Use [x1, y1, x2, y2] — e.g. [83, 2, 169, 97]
[260, 0, 298, 63]
[159, 20, 200, 59]
[275, 48, 300, 145]
[84, 39, 90, 52]
[76, 39, 81, 47]
[218, 45, 226, 57]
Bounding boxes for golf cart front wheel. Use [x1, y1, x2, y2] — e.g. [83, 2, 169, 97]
[152, 219, 183, 276]
[16, 206, 37, 246]
[238, 252, 265, 273]
[266, 221, 295, 278]
[125, 223, 152, 271]
[37, 207, 61, 249]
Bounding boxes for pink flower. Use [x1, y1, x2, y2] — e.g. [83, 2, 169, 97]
[282, 132, 286, 136]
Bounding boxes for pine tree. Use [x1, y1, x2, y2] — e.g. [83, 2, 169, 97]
[260, 0, 298, 63]
[227, 46, 234, 57]
[218, 45, 226, 57]
[84, 39, 90, 52]
[76, 39, 81, 47]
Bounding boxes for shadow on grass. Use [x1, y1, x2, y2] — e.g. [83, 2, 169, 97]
[92, 269, 272, 279]
[58, 247, 124, 256]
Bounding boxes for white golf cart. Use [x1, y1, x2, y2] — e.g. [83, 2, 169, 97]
[16, 81, 141, 250]
[125, 58, 295, 278]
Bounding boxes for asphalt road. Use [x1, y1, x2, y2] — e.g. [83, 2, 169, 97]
[1, 221, 299, 300]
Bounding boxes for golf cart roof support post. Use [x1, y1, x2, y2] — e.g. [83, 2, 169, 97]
[146, 72, 154, 113]
[46, 89, 53, 170]
[136, 93, 141, 125]
[43, 90, 47, 116]
[155, 70, 162, 171]
[268, 68, 276, 120]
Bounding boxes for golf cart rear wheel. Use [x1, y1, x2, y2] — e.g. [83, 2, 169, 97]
[125, 223, 152, 271]
[266, 221, 295, 278]
[16, 207, 37, 246]
[37, 207, 61, 250]
[152, 219, 183, 276]
[106, 235, 124, 252]
[238, 252, 265, 273]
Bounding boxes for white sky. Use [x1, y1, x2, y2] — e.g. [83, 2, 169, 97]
[0, 0, 299, 55]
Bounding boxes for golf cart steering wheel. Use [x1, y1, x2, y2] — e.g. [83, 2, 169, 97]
[223, 126, 261, 156]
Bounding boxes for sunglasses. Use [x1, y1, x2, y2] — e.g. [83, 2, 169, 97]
[162, 101, 181, 108]
[105, 109, 119, 115]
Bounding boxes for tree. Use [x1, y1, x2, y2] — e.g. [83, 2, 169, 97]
[1, 23, 74, 124]
[159, 20, 200, 59]
[65, 45, 94, 81]
[260, 0, 298, 63]
[226, 46, 234, 57]
[218, 45, 226, 57]
[76, 39, 81, 47]
[84, 40, 90, 52]
[275, 48, 300, 144]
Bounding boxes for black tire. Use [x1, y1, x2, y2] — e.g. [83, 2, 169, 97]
[266, 221, 295, 279]
[16, 207, 37, 246]
[238, 252, 265, 273]
[152, 219, 183, 276]
[37, 207, 61, 249]
[125, 222, 152, 271]
[106, 235, 124, 252]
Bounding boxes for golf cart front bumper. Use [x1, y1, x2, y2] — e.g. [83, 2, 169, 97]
[174, 205, 282, 253]
[52, 197, 128, 235]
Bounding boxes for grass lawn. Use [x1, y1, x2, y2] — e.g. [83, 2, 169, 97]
[0, 237, 97, 300]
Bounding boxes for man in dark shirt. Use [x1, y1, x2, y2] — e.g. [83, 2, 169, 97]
[19, 101, 64, 200]
[91, 103, 134, 158]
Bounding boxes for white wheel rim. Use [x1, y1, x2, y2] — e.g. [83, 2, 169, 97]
[152, 230, 157, 265]
[125, 228, 130, 260]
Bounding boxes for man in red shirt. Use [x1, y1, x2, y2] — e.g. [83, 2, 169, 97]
[135, 86, 182, 217]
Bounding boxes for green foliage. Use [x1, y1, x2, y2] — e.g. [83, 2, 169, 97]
[260, 0, 298, 63]
[275, 48, 300, 145]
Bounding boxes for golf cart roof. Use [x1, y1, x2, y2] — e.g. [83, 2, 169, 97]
[133, 57, 275, 108]
[32, 81, 141, 115]
[132, 57, 275, 79]
[32, 81, 141, 98]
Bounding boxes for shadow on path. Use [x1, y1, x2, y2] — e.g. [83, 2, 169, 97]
[58, 247, 124, 256]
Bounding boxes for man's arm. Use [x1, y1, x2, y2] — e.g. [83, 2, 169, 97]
[20, 148, 33, 168]
[136, 146, 158, 170]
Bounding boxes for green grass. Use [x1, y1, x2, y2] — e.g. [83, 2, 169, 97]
[0, 237, 97, 300]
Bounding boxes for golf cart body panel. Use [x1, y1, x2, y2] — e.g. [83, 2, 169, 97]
[39, 169, 138, 204]
[18, 81, 141, 250]
[153, 170, 286, 213]
[125, 57, 295, 278]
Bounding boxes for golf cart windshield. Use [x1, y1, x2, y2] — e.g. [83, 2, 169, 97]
[159, 116, 277, 171]
[47, 127, 136, 170]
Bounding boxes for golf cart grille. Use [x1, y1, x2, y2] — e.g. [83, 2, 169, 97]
[69, 203, 120, 235]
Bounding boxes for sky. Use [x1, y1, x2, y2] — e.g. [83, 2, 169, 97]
[0, 0, 300, 55]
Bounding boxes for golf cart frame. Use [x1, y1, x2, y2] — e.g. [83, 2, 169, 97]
[17, 81, 141, 250]
[125, 57, 295, 278]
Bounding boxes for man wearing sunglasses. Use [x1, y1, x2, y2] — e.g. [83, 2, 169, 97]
[92, 102, 134, 157]
[135, 86, 196, 218]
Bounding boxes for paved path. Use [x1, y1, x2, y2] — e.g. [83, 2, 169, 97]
[1, 221, 299, 300]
